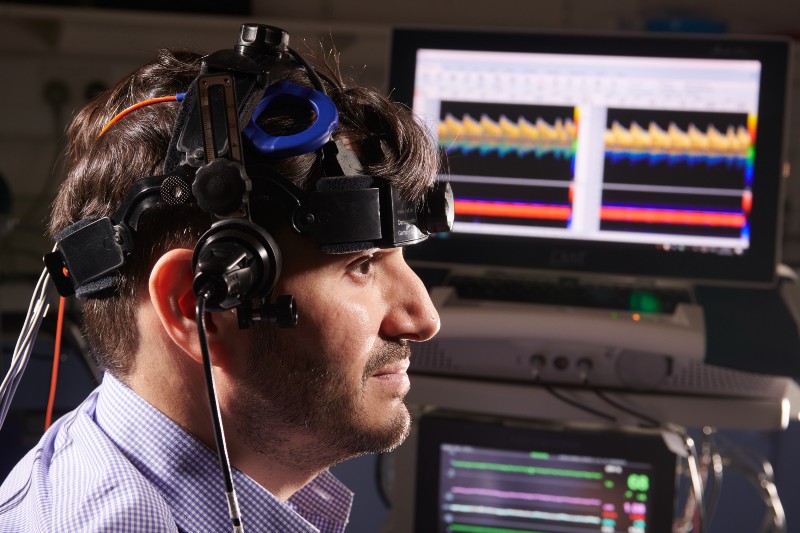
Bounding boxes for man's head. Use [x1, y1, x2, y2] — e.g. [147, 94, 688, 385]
[50, 42, 441, 369]
[49, 27, 443, 466]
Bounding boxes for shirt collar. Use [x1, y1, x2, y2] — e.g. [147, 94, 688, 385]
[94, 372, 353, 532]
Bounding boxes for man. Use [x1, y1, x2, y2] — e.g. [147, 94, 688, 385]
[0, 24, 446, 532]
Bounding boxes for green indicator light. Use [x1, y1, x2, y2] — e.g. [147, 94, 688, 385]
[637, 493, 648, 502]
[529, 451, 550, 460]
[604, 480, 614, 489]
[629, 290, 661, 313]
[627, 473, 650, 492]
[625, 490, 633, 498]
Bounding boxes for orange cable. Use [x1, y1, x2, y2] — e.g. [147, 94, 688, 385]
[44, 296, 66, 431]
[97, 95, 179, 138]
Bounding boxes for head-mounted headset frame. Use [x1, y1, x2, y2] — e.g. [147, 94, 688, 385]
[44, 23, 453, 309]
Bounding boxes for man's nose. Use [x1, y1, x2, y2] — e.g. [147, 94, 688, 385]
[381, 259, 440, 343]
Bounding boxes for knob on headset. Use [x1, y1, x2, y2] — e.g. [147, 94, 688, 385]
[416, 181, 454, 235]
[192, 159, 249, 216]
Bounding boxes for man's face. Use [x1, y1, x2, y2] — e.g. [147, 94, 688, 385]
[231, 233, 440, 468]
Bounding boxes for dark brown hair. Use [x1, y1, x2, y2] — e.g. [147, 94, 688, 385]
[49, 45, 441, 377]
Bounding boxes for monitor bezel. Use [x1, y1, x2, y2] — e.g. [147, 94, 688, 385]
[413, 413, 678, 533]
[389, 27, 791, 286]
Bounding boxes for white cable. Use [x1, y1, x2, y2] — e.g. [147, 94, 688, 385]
[1, 285, 51, 425]
[0, 273, 48, 398]
[684, 438, 706, 533]
[712, 433, 786, 533]
[0, 307, 47, 422]
[664, 424, 707, 533]
[0, 268, 53, 430]
[1, 269, 48, 390]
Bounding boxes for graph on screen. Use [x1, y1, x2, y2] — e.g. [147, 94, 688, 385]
[600, 109, 754, 242]
[439, 102, 578, 229]
[439, 444, 655, 533]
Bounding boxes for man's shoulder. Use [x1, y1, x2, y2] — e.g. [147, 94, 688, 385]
[0, 398, 178, 532]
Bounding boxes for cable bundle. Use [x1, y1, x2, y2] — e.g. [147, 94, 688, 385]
[0, 267, 53, 429]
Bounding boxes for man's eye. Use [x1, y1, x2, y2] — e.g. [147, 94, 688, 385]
[356, 258, 374, 275]
[349, 252, 384, 278]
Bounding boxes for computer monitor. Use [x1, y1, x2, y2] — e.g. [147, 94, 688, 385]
[414, 413, 678, 533]
[389, 28, 791, 285]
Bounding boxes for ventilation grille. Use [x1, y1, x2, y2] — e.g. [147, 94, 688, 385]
[667, 360, 781, 395]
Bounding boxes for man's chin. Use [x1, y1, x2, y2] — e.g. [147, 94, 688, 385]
[381, 403, 412, 450]
[347, 403, 411, 454]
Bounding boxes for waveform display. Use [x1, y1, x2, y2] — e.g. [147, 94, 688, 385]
[439, 113, 577, 159]
[451, 459, 603, 479]
[452, 181, 574, 230]
[605, 121, 751, 158]
[439, 445, 652, 533]
[443, 503, 602, 525]
[600, 184, 750, 240]
[600, 206, 746, 228]
[447, 525, 543, 533]
[451, 487, 601, 507]
[603, 109, 753, 191]
[440, 101, 577, 181]
[454, 199, 572, 222]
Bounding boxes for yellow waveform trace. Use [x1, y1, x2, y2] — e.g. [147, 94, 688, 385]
[605, 120, 751, 156]
[498, 116, 521, 139]
[462, 114, 483, 137]
[518, 117, 540, 141]
[667, 122, 691, 151]
[480, 115, 503, 138]
[439, 113, 577, 153]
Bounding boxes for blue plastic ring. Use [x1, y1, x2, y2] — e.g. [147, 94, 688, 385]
[243, 80, 339, 158]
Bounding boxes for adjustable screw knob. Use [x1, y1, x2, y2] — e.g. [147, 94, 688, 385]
[192, 159, 247, 216]
[259, 294, 298, 328]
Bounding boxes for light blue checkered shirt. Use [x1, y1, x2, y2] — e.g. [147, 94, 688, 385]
[0, 372, 353, 532]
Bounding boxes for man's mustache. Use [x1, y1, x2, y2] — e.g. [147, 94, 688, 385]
[362, 341, 411, 380]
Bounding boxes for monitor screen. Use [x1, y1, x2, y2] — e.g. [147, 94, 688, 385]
[414, 413, 678, 533]
[389, 28, 791, 285]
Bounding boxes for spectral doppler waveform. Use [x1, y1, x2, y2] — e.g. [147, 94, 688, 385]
[455, 199, 571, 221]
[605, 151, 747, 170]
[605, 121, 752, 160]
[601, 206, 746, 227]
[439, 113, 576, 158]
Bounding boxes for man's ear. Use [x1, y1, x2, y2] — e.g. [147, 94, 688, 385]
[149, 248, 234, 366]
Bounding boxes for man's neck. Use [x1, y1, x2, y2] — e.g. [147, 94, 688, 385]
[129, 346, 326, 502]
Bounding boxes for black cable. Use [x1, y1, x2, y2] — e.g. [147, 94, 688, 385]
[591, 388, 714, 532]
[196, 293, 244, 533]
[540, 383, 617, 423]
[590, 388, 660, 429]
[581, 380, 707, 531]
[288, 47, 326, 93]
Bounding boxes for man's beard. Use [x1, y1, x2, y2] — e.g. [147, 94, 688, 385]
[230, 326, 412, 472]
